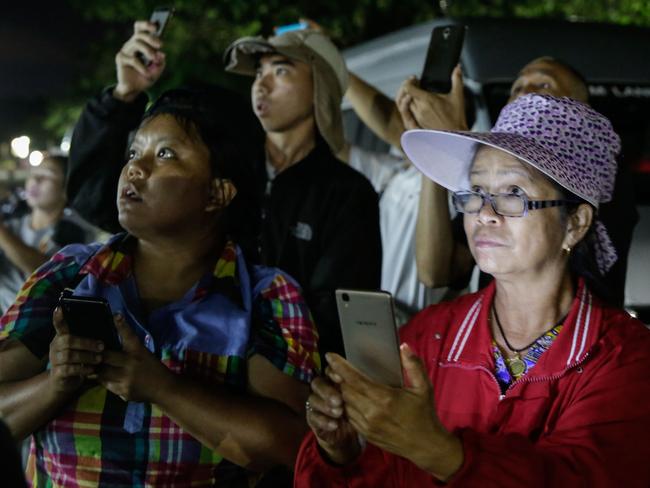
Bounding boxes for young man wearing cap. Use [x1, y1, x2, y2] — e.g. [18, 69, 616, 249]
[66, 23, 381, 359]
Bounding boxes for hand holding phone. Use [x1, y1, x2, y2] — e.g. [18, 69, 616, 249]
[420, 25, 466, 93]
[336, 289, 403, 387]
[137, 7, 174, 66]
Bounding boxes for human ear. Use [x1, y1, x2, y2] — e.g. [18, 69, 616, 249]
[206, 178, 237, 212]
[562, 203, 594, 251]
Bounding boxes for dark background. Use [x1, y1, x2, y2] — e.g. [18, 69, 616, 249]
[0, 2, 102, 143]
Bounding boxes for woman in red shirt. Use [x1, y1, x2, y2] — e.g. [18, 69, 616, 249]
[295, 94, 650, 487]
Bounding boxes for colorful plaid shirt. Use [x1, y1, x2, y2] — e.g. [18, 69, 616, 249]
[0, 234, 320, 487]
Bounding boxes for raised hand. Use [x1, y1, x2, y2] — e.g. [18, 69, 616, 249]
[114, 21, 167, 102]
[48, 307, 104, 395]
[396, 65, 467, 132]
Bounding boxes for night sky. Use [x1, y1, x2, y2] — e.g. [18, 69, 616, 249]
[0, 1, 98, 143]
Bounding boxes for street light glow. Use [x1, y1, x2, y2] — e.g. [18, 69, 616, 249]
[29, 151, 44, 166]
[10, 136, 31, 159]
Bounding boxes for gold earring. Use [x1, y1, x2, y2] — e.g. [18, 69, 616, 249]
[563, 244, 572, 254]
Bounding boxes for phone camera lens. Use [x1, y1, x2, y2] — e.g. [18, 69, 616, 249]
[342, 293, 350, 302]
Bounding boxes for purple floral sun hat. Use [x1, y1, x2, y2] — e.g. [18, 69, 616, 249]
[401, 93, 621, 274]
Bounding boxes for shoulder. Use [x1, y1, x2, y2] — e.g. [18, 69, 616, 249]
[597, 304, 650, 360]
[247, 264, 320, 382]
[250, 265, 305, 304]
[54, 241, 106, 266]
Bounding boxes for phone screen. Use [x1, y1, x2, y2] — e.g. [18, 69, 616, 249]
[274, 22, 308, 36]
[150, 7, 174, 38]
[59, 295, 121, 350]
[420, 25, 466, 93]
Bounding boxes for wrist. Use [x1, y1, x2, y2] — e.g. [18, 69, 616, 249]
[147, 363, 178, 405]
[112, 85, 141, 103]
[317, 436, 361, 466]
[413, 431, 464, 482]
[43, 371, 76, 406]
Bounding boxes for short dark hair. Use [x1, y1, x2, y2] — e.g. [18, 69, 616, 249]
[528, 56, 589, 103]
[43, 154, 68, 178]
[138, 87, 264, 261]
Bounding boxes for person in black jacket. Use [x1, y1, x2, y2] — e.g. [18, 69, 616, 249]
[67, 21, 381, 360]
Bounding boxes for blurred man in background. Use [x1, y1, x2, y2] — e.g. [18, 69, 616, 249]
[0, 154, 95, 313]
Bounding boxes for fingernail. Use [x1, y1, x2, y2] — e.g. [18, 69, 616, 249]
[325, 353, 332, 363]
[97, 342, 104, 351]
[331, 407, 342, 416]
[329, 396, 341, 407]
[330, 372, 342, 383]
[327, 421, 338, 431]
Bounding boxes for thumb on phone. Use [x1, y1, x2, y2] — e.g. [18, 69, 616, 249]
[450, 65, 464, 100]
[113, 314, 140, 352]
[52, 306, 70, 336]
[400, 343, 429, 392]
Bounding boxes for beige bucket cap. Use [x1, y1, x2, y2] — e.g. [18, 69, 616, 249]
[224, 30, 348, 154]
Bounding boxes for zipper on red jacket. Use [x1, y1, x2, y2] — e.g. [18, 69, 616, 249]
[439, 352, 590, 400]
[504, 352, 591, 393]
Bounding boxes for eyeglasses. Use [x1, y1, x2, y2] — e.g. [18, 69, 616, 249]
[452, 190, 579, 218]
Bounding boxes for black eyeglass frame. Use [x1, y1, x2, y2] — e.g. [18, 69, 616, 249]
[452, 190, 581, 218]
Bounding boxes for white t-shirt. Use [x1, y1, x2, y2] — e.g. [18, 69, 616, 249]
[348, 146, 449, 324]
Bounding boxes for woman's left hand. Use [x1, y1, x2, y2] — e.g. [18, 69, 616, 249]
[97, 315, 173, 403]
[326, 344, 463, 481]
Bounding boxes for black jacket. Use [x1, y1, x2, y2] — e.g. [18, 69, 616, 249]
[257, 141, 382, 358]
[67, 88, 381, 358]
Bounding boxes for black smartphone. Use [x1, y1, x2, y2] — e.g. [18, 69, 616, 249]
[59, 292, 122, 350]
[138, 7, 174, 66]
[419, 25, 466, 93]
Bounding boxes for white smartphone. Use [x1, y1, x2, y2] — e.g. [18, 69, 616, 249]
[335, 289, 403, 387]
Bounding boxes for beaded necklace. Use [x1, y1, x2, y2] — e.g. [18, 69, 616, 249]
[492, 306, 566, 377]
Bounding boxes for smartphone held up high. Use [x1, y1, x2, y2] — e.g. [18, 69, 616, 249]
[336, 289, 403, 387]
[274, 21, 309, 36]
[149, 6, 174, 37]
[419, 24, 466, 93]
[138, 6, 174, 66]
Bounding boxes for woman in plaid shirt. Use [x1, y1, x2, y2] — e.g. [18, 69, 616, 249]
[0, 88, 320, 487]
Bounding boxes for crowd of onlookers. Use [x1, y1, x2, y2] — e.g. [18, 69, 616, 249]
[0, 15, 648, 488]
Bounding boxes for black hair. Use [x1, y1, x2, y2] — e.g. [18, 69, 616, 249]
[43, 154, 68, 179]
[557, 187, 615, 304]
[138, 87, 263, 261]
[531, 56, 589, 103]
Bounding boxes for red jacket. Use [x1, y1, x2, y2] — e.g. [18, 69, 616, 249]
[295, 280, 650, 487]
